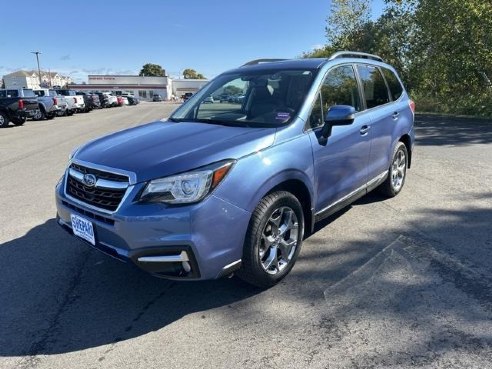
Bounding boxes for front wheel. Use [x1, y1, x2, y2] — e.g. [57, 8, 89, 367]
[237, 191, 304, 288]
[378, 142, 408, 197]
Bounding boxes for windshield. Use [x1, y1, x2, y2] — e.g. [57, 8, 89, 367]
[170, 69, 316, 127]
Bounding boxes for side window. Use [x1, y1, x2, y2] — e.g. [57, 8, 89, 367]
[308, 65, 361, 128]
[322, 65, 362, 112]
[357, 65, 390, 109]
[381, 67, 403, 101]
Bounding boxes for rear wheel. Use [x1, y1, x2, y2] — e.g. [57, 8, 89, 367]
[12, 117, 26, 126]
[378, 142, 408, 197]
[0, 112, 9, 128]
[33, 108, 45, 121]
[237, 191, 304, 288]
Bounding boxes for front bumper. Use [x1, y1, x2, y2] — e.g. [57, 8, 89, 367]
[55, 175, 250, 280]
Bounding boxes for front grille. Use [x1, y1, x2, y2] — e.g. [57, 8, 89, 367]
[70, 163, 128, 182]
[66, 164, 129, 211]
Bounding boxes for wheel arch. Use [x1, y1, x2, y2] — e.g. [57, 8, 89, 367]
[399, 134, 412, 168]
[266, 179, 314, 236]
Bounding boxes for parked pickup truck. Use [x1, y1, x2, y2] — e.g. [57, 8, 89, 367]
[35, 89, 76, 116]
[0, 90, 39, 128]
[54, 89, 86, 112]
[1, 88, 59, 120]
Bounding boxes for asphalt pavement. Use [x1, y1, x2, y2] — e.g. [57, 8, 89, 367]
[0, 105, 491, 369]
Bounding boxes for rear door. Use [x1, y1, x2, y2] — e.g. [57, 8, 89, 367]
[307, 64, 372, 212]
[356, 64, 403, 180]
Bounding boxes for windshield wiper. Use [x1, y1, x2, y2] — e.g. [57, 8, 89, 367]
[190, 119, 251, 127]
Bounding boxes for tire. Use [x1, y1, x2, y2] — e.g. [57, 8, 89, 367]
[33, 108, 45, 121]
[237, 191, 304, 288]
[67, 109, 75, 116]
[378, 141, 408, 197]
[12, 117, 26, 126]
[46, 112, 56, 120]
[0, 112, 9, 128]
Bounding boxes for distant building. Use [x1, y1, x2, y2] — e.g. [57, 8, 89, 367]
[66, 75, 209, 101]
[2, 70, 72, 89]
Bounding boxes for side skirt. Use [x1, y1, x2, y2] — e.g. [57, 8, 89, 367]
[314, 171, 388, 224]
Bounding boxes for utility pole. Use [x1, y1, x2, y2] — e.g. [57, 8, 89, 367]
[31, 51, 42, 85]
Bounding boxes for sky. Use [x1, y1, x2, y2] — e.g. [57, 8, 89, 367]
[0, 0, 385, 83]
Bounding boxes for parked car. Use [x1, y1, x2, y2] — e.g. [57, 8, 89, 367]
[35, 89, 66, 116]
[182, 92, 193, 101]
[54, 89, 86, 112]
[0, 90, 39, 127]
[202, 96, 214, 104]
[124, 94, 140, 105]
[94, 92, 110, 108]
[76, 91, 101, 111]
[152, 94, 163, 102]
[56, 52, 415, 288]
[3, 88, 58, 121]
[101, 92, 118, 107]
[48, 90, 76, 116]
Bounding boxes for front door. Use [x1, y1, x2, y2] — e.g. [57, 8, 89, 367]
[307, 64, 372, 212]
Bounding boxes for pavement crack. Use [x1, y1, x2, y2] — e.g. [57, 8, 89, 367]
[96, 281, 176, 363]
[16, 249, 91, 369]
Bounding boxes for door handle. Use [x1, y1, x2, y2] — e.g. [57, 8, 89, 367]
[392, 111, 400, 120]
[360, 125, 370, 135]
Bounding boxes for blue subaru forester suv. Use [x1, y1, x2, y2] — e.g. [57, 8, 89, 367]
[56, 52, 415, 288]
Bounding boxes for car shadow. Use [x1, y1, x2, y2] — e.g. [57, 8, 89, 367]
[0, 219, 262, 357]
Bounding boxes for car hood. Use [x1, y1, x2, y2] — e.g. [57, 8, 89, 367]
[74, 121, 276, 183]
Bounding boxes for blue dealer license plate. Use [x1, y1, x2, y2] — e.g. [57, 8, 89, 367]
[71, 214, 95, 245]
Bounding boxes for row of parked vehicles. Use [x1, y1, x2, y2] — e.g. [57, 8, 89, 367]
[0, 88, 140, 128]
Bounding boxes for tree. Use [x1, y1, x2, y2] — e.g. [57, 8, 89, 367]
[326, 0, 372, 49]
[304, 0, 492, 116]
[182, 68, 206, 79]
[139, 63, 166, 77]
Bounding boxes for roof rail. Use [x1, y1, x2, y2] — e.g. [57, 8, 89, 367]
[241, 58, 288, 67]
[329, 51, 384, 62]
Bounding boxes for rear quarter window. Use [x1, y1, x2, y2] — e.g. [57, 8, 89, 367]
[381, 68, 404, 101]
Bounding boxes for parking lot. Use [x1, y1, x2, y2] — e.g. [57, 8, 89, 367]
[1, 104, 491, 368]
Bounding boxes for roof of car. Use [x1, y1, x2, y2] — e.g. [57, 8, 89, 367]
[226, 58, 328, 74]
[228, 52, 386, 74]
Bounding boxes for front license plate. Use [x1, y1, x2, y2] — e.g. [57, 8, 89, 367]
[71, 214, 95, 245]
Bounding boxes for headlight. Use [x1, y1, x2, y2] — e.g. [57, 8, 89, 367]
[139, 160, 234, 204]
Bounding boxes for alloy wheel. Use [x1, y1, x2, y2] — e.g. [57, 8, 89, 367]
[259, 206, 299, 275]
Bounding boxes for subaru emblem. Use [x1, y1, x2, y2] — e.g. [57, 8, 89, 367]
[83, 174, 97, 187]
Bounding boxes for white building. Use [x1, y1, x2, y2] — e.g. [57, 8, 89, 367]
[2, 70, 72, 89]
[171, 79, 210, 98]
[66, 75, 209, 101]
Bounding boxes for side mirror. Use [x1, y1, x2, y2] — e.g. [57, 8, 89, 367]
[321, 105, 356, 138]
